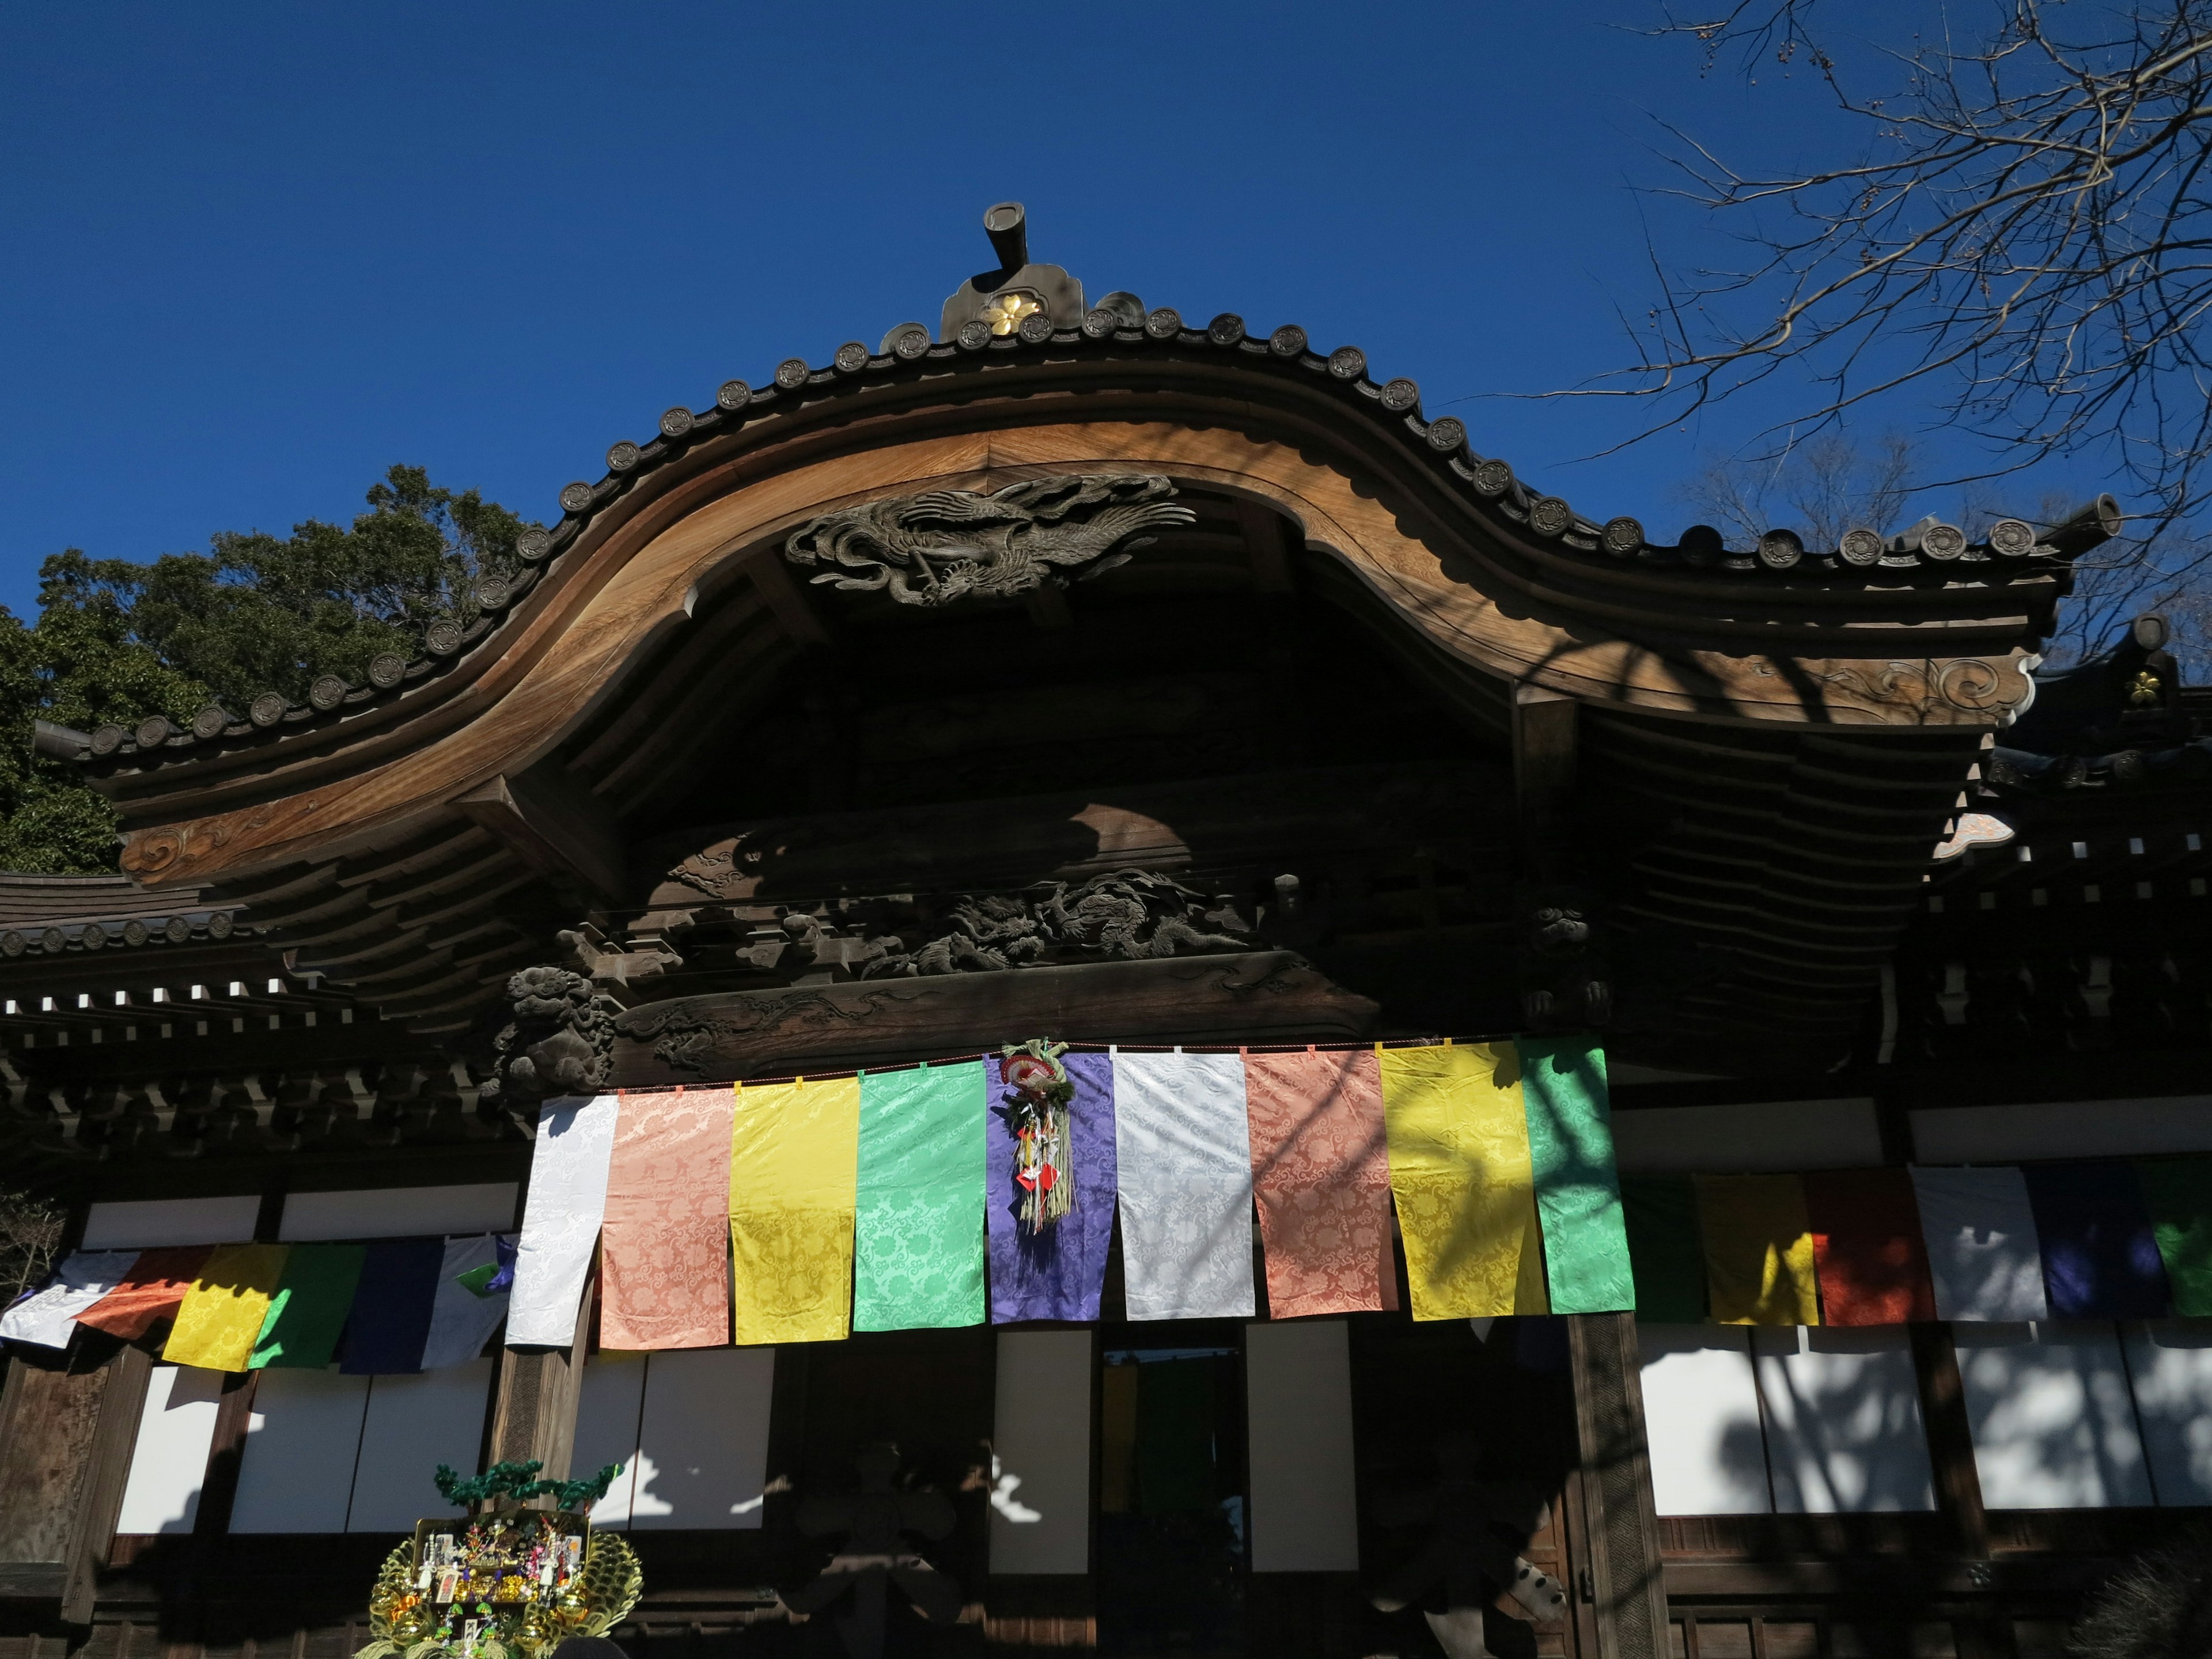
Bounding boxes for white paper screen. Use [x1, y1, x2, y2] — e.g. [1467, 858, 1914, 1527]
[1751, 1327, 1934, 1513]
[573, 1353, 649, 1528]
[1637, 1325, 1771, 1516]
[346, 1361, 494, 1532]
[1954, 1323, 2152, 1508]
[116, 1365, 225, 1533]
[991, 1330, 1093, 1573]
[627, 1348, 775, 1530]
[229, 1369, 370, 1532]
[84, 1195, 260, 1250]
[280, 1183, 518, 1241]
[2120, 1321, 2212, 1506]
[1245, 1320, 1359, 1571]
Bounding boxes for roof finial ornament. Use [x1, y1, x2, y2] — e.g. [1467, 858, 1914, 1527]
[941, 201, 1085, 343]
[983, 201, 1028, 274]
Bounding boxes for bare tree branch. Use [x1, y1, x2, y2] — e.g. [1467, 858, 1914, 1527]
[1566, 2, 2212, 548]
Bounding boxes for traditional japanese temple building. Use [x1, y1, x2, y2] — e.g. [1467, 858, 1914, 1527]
[2, 204, 2209, 1659]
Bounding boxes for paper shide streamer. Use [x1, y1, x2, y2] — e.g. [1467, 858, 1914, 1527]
[1001, 1039, 1077, 1233]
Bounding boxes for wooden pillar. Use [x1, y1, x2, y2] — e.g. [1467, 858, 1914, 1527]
[1566, 1316, 1670, 1659]
[487, 1272, 594, 1482]
[1514, 678, 1665, 1658]
[1874, 1084, 1993, 1560]
[0, 1337, 151, 1624]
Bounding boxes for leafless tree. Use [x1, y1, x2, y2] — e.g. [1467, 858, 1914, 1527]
[1580, 1, 2212, 567]
[0, 1188, 63, 1306]
[1680, 432, 1918, 550]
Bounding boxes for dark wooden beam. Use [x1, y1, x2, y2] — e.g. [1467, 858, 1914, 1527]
[487, 1271, 596, 1486]
[1234, 498, 1298, 594]
[455, 763, 623, 901]
[1512, 681, 1578, 885]
[611, 952, 1379, 1085]
[747, 548, 831, 648]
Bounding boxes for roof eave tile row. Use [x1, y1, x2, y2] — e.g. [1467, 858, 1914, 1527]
[74, 305, 2088, 774]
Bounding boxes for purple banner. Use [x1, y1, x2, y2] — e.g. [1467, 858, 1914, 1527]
[987, 1050, 1118, 1322]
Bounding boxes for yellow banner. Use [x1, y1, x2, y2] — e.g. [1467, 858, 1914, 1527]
[162, 1243, 290, 1372]
[1379, 1043, 1540, 1320]
[1694, 1173, 1821, 1325]
[729, 1078, 861, 1344]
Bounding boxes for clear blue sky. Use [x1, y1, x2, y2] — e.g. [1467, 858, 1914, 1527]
[1, 1, 2064, 616]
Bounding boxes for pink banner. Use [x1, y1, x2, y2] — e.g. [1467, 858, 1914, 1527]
[1244, 1049, 1397, 1317]
[599, 1088, 736, 1349]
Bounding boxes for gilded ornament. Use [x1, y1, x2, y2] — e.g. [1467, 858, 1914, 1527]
[979, 288, 1045, 335]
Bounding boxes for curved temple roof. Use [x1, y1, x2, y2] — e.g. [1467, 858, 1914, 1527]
[55, 288, 2113, 787]
[21, 210, 2128, 1066]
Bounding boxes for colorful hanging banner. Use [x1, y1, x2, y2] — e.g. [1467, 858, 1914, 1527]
[75, 1245, 213, 1340]
[1518, 1039, 1633, 1314]
[2137, 1156, 2212, 1317]
[1802, 1168, 1936, 1325]
[1620, 1175, 1706, 1322]
[854, 1060, 988, 1332]
[1378, 1043, 1540, 1321]
[1113, 1051, 1257, 1321]
[1243, 1048, 1395, 1318]
[509, 1094, 619, 1347]
[2022, 1162, 2171, 1320]
[340, 1237, 444, 1374]
[601, 1087, 738, 1350]
[1694, 1174, 1820, 1326]
[163, 1243, 290, 1372]
[1911, 1165, 2050, 1322]
[251, 1243, 365, 1369]
[729, 1077, 861, 1345]
[0, 1251, 141, 1349]
[421, 1234, 516, 1369]
[988, 1050, 1118, 1323]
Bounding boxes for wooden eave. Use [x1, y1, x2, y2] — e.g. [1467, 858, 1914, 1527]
[79, 334, 2066, 843]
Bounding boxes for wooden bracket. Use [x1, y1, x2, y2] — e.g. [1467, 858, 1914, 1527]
[1512, 681, 1579, 885]
[456, 763, 626, 902]
[1234, 498, 1299, 594]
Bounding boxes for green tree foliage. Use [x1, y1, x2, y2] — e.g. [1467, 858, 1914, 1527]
[0, 466, 536, 874]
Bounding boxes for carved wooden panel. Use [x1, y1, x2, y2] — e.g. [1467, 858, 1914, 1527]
[611, 952, 1378, 1084]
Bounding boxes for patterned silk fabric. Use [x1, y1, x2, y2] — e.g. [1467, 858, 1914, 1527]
[1378, 1043, 1541, 1320]
[75, 1245, 213, 1340]
[730, 1077, 860, 1344]
[987, 1050, 1118, 1321]
[1518, 1039, 1634, 1313]
[1694, 1174, 1821, 1325]
[508, 1094, 618, 1347]
[602, 1087, 737, 1349]
[854, 1062, 988, 1331]
[1244, 1049, 1395, 1317]
[164, 1242, 291, 1371]
[1113, 1051, 1256, 1320]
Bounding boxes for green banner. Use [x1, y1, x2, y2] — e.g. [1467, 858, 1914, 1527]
[1518, 1038, 1635, 1313]
[854, 1060, 987, 1331]
[251, 1243, 366, 1369]
[1620, 1173, 1706, 1323]
[2137, 1155, 2212, 1316]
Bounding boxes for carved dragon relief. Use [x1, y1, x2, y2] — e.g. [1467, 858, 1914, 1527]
[783, 474, 1195, 605]
[615, 950, 1368, 1078]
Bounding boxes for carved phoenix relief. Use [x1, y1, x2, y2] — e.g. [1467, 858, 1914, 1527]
[784, 474, 1195, 606]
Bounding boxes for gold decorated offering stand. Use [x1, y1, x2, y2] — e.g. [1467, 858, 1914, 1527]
[357, 1461, 639, 1659]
